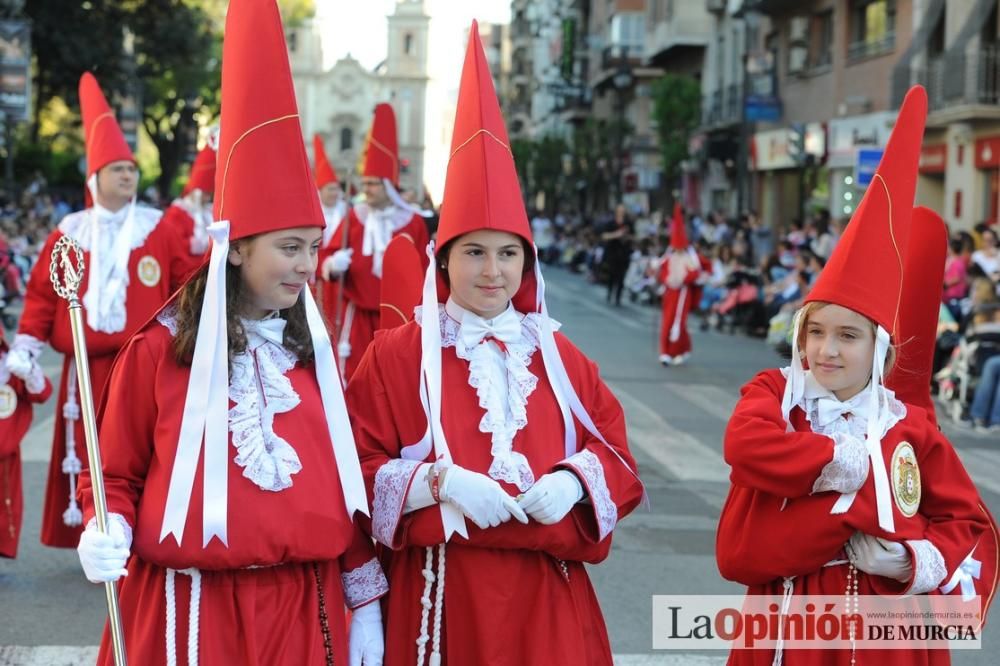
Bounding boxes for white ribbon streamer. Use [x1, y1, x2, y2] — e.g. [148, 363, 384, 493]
[419, 243, 468, 541]
[160, 221, 231, 547]
[940, 551, 982, 602]
[302, 286, 370, 519]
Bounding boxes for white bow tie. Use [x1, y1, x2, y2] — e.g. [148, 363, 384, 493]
[459, 309, 521, 351]
[813, 394, 870, 429]
[242, 316, 287, 347]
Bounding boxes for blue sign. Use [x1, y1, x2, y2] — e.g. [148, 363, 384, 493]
[744, 95, 781, 122]
[855, 148, 884, 187]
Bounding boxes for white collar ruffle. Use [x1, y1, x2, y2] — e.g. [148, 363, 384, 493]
[414, 298, 560, 492]
[784, 368, 907, 441]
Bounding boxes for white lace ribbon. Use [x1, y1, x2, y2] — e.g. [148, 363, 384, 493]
[302, 286, 370, 519]
[160, 220, 231, 547]
[940, 551, 982, 601]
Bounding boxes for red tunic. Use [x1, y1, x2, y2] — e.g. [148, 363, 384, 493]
[318, 206, 429, 380]
[717, 369, 996, 665]
[347, 317, 643, 666]
[0, 348, 53, 558]
[658, 254, 700, 357]
[79, 314, 386, 665]
[15, 207, 198, 547]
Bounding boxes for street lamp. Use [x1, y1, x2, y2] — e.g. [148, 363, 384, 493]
[611, 46, 634, 204]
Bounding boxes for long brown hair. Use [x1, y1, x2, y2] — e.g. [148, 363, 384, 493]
[172, 239, 315, 368]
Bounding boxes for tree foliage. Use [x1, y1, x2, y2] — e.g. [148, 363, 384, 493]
[650, 73, 701, 203]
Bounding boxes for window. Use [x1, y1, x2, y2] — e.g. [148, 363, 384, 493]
[848, 0, 896, 60]
[812, 11, 833, 68]
[340, 127, 353, 152]
[610, 12, 645, 51]
[404, 33, 413, 55]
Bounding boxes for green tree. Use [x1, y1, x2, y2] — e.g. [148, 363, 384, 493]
[650, 73, 701, 206]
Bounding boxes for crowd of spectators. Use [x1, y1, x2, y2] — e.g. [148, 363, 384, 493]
[532, 201, 1000, 433]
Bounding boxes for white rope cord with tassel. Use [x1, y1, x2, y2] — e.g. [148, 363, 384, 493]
[429, 542, 446, 666]
[416, 546, 435, 665]
[165, 567, 202, 666]
[61, 364, 83, 526]
[771, 576, 796, 666]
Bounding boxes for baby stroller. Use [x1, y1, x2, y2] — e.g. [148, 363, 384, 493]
[713, 269, 764, 335]
[937, 317, 1000, 423]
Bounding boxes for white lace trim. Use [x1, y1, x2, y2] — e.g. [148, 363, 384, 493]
[341, 557, 389, 609]
[157, 303, 180, 337]
[372, 458, 422, 547]
[417, 304, 557, 492]
[228, 325, 302, 492]
[813, 432, 869, 494]
[562, 449, 617, 541]
[906, 539, 948, 596]
[58, 205, 162, 251]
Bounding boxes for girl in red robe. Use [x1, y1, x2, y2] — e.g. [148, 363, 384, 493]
[76, 1, 386, 663]
[658, 203, 701, 365]
[717, 87, 998, 666]
[0, 328, 53, 558]
[346, 24, 644, 666]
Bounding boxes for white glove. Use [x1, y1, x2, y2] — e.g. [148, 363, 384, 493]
[322, 248, 354, 279]
[439, 465, 529, 529]
[189, 233, 209, 255]
[349, 601, 384, 666]
[518, 470, 584, 524]
[4, 345, 35, 380]
[847, 531, 913, 582]
[77, 514, 132, 584]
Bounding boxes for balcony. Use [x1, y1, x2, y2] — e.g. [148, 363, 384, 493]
[899, 47, 1000, 124]
[645, 9, 713, 64]
[847, 32, 896, 62]
[701, 84, 742, 129]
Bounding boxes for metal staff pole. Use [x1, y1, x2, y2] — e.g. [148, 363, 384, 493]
[49, 235, 128, 666]
[332, 165, 355, 377]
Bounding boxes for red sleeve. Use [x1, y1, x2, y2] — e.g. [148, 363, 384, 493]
[338, 520, 388, 609]
[724, 370, 835, 498]
[870, 424, 993, 597]
[16, 233, 61, 343]
[78, 332, 159, 528]
[552, 333, 643, 544]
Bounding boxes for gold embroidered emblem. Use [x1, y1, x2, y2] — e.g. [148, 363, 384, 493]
[891, 441, 920, 517]
[137, 255, 161, 288]
[0, 384, 17, 419]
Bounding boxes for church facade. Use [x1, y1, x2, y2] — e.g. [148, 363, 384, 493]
[286, 0, 429, 197]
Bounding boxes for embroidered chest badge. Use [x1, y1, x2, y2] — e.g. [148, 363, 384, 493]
[0, 384, 16, 419]
[137, 255, 161, 287]
[891, 441, 921, 517]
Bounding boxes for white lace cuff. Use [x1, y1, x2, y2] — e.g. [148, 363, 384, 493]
[560, 449, 617, 541]
[341, 557, 389, 609]
[372, 458, 423, 547]
[85, 512, 134, 551]
[905, 539, 948, 595]
[812, 432, 869, 494]
[24, 364, 47, 395]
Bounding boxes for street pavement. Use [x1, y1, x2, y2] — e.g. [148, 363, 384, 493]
[1, 266, 999, 665]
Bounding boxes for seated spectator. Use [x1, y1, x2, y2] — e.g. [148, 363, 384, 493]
[971, 227, 1000, 284]
[944, 237, 969, 320]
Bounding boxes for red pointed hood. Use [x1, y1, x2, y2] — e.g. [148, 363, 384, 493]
[361, 103, 400, 184]
[313, 134, 339, 188]
[213, 0, 323, 241]
[182, 144, 217, 196]
[434, 21, 536, 311]
[885, 206, 947, 424]
[79, 72, 134, 179]
[806, 86, 927, 337]
[379, 233, 424, 329]
[669, 203, 688, 249]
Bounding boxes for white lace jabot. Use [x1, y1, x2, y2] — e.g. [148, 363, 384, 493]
[157, 307, 304, 493]
[428, 298, 553, 492]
